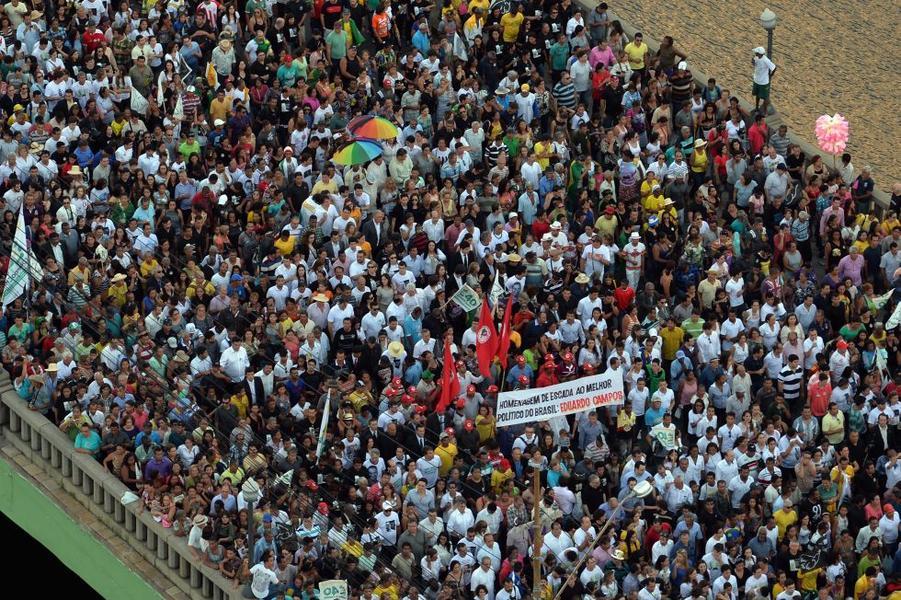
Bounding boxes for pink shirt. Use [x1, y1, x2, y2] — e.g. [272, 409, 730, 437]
[837, 254, 864, 286]
[589, 46, 616, 69]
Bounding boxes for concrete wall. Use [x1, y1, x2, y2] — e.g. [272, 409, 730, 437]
[0, 372, 237, 600]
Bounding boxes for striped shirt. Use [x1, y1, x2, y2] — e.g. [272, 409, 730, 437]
[778, 365, 803, 402]
[552, 81, 576, 109]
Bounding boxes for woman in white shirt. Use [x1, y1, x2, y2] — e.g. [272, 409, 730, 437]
[759, 314, 780, 351]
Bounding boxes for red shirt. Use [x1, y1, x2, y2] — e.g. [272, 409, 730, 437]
[82, 31, 105, 53]
[614, 286, 635, 311]
[531, 219, 550, 241]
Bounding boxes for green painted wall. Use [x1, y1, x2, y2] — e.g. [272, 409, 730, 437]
[0, 456, 160, 600]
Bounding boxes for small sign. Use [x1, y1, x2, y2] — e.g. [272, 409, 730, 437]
[319, 580, 348, 600]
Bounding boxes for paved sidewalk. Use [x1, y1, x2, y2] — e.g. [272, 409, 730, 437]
[590, 0, 899, 183]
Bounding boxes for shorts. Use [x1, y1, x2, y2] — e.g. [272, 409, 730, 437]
[753, 82, 771, 99]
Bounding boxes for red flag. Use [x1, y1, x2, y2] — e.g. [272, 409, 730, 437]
[475, 299, 499, 377]
[436, 341, 460, 414]
[497, 294, 514, 369]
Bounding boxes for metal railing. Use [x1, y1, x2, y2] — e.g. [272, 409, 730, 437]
[0, 372, 237, 600]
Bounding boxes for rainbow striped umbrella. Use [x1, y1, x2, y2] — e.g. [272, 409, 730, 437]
[332, 139, 384, 166]
[346, 115, 399, 140]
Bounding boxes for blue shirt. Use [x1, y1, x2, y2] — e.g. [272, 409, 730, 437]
[74, 430, 102, 455]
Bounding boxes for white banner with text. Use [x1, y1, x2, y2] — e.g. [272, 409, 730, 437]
[496, 372, 625, 427]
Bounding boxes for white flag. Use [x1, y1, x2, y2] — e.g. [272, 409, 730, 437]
[887, 297, 901, 331]
[316, 389, 331, 458]
[173, 94, 184, 120]
[130, 88, 149, 116]
[490, 270, 505, 307]
[2, 206, 43, 310]
[156, 78, 165, 109]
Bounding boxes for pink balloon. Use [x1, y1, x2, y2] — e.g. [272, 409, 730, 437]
[814, 114, 850, 155]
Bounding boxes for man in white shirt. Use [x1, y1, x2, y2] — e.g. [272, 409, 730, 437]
[751, 47, 777, 115]
[470, 558, 496, 600]
[219, 338, 250, 383]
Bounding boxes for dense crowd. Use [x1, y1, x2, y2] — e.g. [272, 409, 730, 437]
[0, 0, 900, 599]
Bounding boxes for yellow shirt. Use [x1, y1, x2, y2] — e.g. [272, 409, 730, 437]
[209, 97, 233, 123]
[475, 414, 495, 442]
[491, 468, 513, 494]
[468, 0, 489, 12]
[594, 215, 618, 239]
[533, 141, 552, 170]
[691, 148, 709, 173]
[274, 235, 296, 257]
[106, 283, 127, 307]
[229, 392, 249, 418]
[500, 12, 524, 42]
[774, 508, 797, 540]
[643, 193, 665, 213]
[854, 575, 875, 600]
[623, 41, 648, 69]
[660, 326, 684, 361]
[139, 258, 160, 278]
[311, 179, 339, 195]
[435, 442, 458, 476]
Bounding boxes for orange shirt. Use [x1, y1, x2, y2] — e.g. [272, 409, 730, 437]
[372, 13, 389, 39]
[808, 380, 832, 417]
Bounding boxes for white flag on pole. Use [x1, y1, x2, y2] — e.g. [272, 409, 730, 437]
[131, 88, 149, 116]
[2, 206, 43, 310]
[316, 390, 331, 458]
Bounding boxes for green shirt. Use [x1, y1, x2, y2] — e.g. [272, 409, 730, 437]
[681, 318, 705, 340]
[178, 140, 200, 161]
[549, 42, 570, 71]
[325, 30, 348, 61]
[75, 430, 102, 456]
[838, 324, 864, 341]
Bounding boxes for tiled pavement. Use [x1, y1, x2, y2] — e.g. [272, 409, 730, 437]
[589, 0, 899, 183]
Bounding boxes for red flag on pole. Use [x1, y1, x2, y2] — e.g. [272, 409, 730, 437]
[497, 294, 513, 369]
[436, 340, 460, 414]
[475, 298, 499, 377]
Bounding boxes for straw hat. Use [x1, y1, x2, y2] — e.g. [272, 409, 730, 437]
[611, 548, 626, 561]
[387, 341, 405, 359]
[192, 515, 209, 527]
[575, 273, 590, 284]
[174, 350, 190, 363]
[45, 363, 58, 373]
[28, 374, 45, 384]
[68, 165, 82, 175]
[506, 253, 522, 264]
[111, 273, 127, 283]
[694, 138, 708, 149]
[312, 293, 330, 303]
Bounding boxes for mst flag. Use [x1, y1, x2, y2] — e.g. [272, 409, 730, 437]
[2, 206, 43, 310]
[475, 298, 499, 377]
[436, 341, 460, 414]
[497, 294, 514, 369]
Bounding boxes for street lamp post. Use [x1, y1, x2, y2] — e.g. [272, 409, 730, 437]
[242, 479, 261, 563]
[759, 8, 777, 59]
[551, 480, 654, 600]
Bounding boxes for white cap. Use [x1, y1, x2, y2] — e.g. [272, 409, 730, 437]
[214, 119, 225, 126]
[753, 46, 766, 55]
[382, 501, 393, 510]
[677, 61, 687, 70]
[630, 232, 641, 240]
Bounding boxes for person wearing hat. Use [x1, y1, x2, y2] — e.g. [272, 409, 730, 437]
[621, 231, 646, 290]
[752, 46, 776, 115]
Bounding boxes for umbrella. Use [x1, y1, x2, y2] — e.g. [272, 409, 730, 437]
[346, 115, 399, 140]
[332, 139, 383, 166]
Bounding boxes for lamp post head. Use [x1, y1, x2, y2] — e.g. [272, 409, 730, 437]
[759, 8, 777, 31]
[241, 479, 261, 504]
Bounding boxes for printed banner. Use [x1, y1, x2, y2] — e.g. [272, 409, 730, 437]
[450, 284, 481, 313]
[319, 579, 348, 600]
[496, 371, 625, 427]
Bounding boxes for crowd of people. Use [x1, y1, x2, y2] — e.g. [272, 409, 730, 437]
[0, 0, 900, 599]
